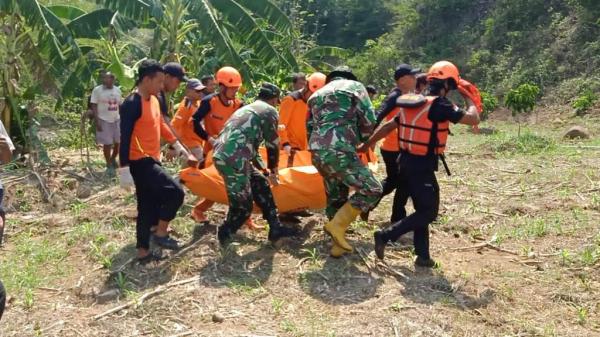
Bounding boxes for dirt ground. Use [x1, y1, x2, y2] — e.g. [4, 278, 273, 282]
[0, 107, 599, 337]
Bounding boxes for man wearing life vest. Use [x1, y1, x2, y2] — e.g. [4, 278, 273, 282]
[171, 79, 206, 163]
[278, 72, 326, 155]
[362, 64, 421, 223]
[359, 61, 480, 267]
[214, 83, 297, 245]
[307, 66, 383, 257]
[192, 66, 244, 155]
[119, 60, 194, 264]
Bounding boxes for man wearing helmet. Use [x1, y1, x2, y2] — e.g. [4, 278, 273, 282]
[278, 72, 326, 155]
[213, 83, 297, 245]
[190, 67, 248, 225]
[359, 61, 480, 268]
[307, 66, 383, 258]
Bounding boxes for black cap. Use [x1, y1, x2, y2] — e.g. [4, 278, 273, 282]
[258, 82, 281, 99]
[327, 66, 357, 83]
[394, 64, 421, 81]
[163, 62, 188, 82]
[366, 85, 377, 95]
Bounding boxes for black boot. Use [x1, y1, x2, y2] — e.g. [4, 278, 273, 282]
[268, 225, 298, 243]
[218, 227, 233, 246]
[415, 256, 436, 268]
[373, 230, 389, 260]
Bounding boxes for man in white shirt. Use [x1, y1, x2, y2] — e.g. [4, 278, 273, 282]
[90, 72, 122, 176]
[0, 119, 14, 246]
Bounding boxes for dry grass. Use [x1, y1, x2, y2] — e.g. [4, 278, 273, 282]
[0, 108, 599, 337]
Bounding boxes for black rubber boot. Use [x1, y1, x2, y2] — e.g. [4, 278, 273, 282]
[373, 230, 388, 260]
[415, 256, 436, 268]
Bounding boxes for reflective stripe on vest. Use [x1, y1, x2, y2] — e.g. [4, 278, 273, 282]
[397, 97, 450, 156]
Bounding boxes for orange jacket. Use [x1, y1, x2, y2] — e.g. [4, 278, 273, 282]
[458, 79, 483, 113]
[397, 97, 449, 156]
[120, 94, 176, 165]
[278, 91, 309, 150]
[193, 94, 243, 152]
[172, 98, 203, 148]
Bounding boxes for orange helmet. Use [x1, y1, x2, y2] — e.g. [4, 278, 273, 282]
[307, 72, 326, 92]
[427, 61, 460, 86]
[216, 66, 242, 88]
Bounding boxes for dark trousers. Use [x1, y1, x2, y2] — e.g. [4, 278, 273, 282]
[0, 181, 5, 219]
[130, 158, 184, 249]
[217, 163, 281, 236]
[379, 149, 409, 223]
[0, 279, 5, 320]
[381, 168, 439, 259]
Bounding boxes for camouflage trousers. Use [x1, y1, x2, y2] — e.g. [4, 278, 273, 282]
[312, 150, 383, 219]
[214, 160, 280, 235]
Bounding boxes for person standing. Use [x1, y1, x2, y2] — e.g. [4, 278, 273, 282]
[200, 75, 216, 95]
[291, 72, 307, 92]
[158, 62, 188, 117]
[213, 83, 297, 245]
[0, 119, 14, 245]
[307, 66, 383, 257]
[90, 72, 122, 176]
[171, 79, 207, 163]
[119, 60, 193, 263]
[360, 61, 480, 267]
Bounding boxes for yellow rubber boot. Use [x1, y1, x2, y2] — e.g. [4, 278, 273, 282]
[330, 242, 352, 258]
[324, 202, 361, 252]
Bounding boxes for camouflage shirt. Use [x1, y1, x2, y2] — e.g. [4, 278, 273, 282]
[213, 100, 280, 170]
[307, 79, 376, 153]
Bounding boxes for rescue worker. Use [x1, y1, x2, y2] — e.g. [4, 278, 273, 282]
[190, 67, 257, 229]
[307, 66, 383, 257]
[362, 64, 421, 223]
[158, 62, 188, 116]
[366, 85, 378, 100]
[200, 75, 216, 95]
[0, 279, 4, 320]
[416, 73, 428, 94]
[119, 60, 193, 264]
[171, 78, 207, 163]
[359, 61, 480, 267]
[278, 72, 326, 155]
[214, 83, 297, 245]
[291, 72, 307, 91]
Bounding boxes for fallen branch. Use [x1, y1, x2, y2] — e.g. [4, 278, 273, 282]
[452, 242, 519, 256]
[356, 247, 375, 274]
[60, 168, 94, 183]
[376, 261, 408, 280]
[93, 276, 198, 320]
[31, 170, 52, 202]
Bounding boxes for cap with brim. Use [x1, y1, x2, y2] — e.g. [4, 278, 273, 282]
[394, 64, 421, 80]
[259, 82, 281, 98]
[163, 62, 188, 82]
[186, 78, 206, 91]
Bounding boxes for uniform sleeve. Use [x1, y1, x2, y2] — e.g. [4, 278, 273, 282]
[192, 98, 211, 140]
[376, 90, 401, 124]
[277, 96, 294, 147]
[160, 114, 177, 144]
[306, 101, 315, 143]
[171, 100, 188, 132]
[119, 97, 142, 166]
[263, 108, 280, 170]
[429, 97, 465, 124]
[90, 87, 99, 104]
[355, 86, 377, 142]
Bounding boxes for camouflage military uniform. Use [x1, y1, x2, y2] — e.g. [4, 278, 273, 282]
[307, 79, 383, 219]
[213, 100, 281, 237]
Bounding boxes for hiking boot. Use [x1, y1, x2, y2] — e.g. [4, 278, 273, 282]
[217, 228, 233, 246]
[268, 226, 298, 243]
[152, 235, 181, 250]
[415, 256, 436, 268]
[373, 230, 388, 260]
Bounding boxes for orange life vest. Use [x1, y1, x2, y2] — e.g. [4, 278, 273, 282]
[204, 95, 242, 138]
[397, 96, 449, 156]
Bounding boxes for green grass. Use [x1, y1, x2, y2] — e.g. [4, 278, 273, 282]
[0, 231, 69, 308]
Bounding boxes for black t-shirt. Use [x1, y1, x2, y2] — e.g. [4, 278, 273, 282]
[395, 96, 465, 172]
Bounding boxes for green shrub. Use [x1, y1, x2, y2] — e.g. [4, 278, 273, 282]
[572, 90, 598, 115]
[480, 91, 498, 120]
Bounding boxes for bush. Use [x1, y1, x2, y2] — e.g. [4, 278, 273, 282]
[480, 91, 498, 120]
[572, 90, 598, 115]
